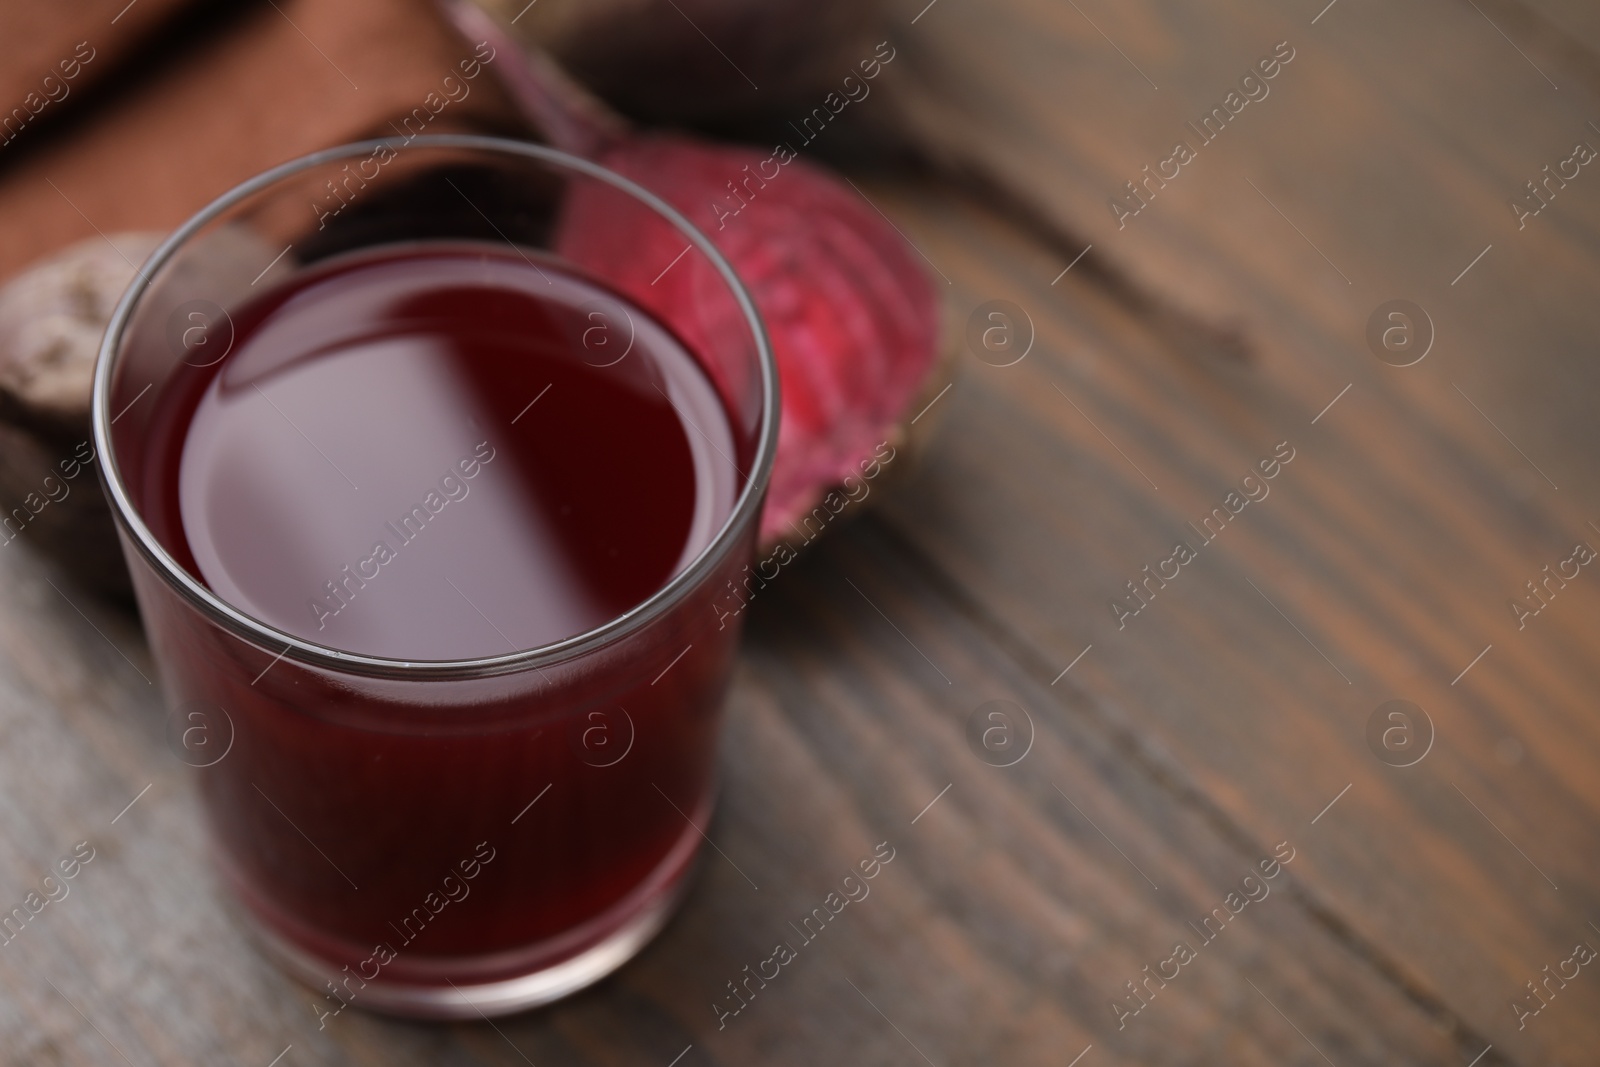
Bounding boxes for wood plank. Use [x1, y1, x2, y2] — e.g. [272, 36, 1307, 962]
[0, 523, 1481, 1064]
[881, 0, 1600, 445]
[855, 173, 1600, 1063]
[1494, 0, 1600, 82]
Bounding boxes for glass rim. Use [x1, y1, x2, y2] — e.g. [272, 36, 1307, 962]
[92, 134, 780, 681]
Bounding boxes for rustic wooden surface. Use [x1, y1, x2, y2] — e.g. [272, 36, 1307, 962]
[4, 0, 1600, 1063]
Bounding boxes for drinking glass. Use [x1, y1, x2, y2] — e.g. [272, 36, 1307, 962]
[92, 136, 777, 1019]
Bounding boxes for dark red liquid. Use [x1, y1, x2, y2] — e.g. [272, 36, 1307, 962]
[131, 244, 756, 990]
[145, 243, 740, 660]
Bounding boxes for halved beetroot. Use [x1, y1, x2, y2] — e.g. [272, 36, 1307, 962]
[449, 2, 945, 546]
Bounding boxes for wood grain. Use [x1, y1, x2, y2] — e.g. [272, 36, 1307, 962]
[0, 523, 1485, 1066]
[855, 0, 1600, 1056]
[858, 185, 1600, 1062]
[1, 0, 1598, 1062]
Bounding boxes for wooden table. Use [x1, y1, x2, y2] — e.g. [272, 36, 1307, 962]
[6, 0, 1599, 1062]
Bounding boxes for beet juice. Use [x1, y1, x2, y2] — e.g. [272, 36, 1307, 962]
[144, 244, 739, 658]
[130, 242, 758, 1011]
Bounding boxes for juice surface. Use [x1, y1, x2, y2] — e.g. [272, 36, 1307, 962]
[142, 243, 741, 660]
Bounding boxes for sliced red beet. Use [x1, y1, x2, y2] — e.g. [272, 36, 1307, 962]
[446, 1, 943, 546]
[567, 135, 939, 541]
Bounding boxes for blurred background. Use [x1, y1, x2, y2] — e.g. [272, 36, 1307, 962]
[2, 0, 1599, 1063]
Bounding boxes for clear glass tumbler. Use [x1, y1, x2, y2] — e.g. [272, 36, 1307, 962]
[92, 136, 777, 1019]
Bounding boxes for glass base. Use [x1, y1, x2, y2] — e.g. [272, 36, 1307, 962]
[230, 817, 703, 1020]
[250, 880, 685, 1019]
